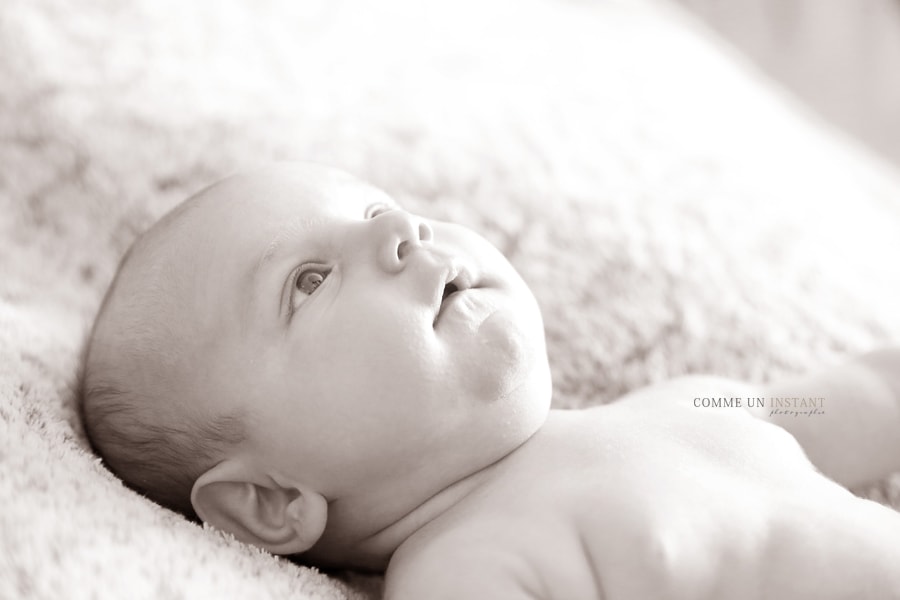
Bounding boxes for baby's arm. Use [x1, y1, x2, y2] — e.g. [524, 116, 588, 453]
[751, 348, 900, 488]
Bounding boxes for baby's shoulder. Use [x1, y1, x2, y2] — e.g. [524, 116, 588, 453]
[385, 527, 540, 600]
[613, 373, 763, 413]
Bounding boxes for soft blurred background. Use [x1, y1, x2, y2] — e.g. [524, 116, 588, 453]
[671, 0, 900, 168]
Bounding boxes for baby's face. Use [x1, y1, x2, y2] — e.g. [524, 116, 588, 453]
[160, 164, 551, 502]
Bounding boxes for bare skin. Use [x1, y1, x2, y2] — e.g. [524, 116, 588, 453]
[387, 374, 900, 600]
[88, 163, 900, 599]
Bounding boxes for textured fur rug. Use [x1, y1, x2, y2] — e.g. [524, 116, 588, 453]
[3, 0, 900, 598]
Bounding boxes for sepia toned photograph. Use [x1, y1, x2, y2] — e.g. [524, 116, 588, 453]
[3, 0, 900, 598]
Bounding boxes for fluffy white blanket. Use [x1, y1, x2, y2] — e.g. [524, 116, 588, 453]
[3, 0, 900, 598]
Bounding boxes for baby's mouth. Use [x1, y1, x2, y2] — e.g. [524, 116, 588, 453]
[433, 265, 473, 326]
[441, 281, 460, 303]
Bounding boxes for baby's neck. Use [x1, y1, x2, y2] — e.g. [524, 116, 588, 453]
[307, 414, 557, 571]
[360, 456, 501, 567]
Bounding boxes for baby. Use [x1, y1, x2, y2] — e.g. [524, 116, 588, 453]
[81, 162, 900, 599]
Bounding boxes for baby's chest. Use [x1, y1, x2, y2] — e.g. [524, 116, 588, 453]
[499, 408, 822, 599]
[526, 486, 768, 599]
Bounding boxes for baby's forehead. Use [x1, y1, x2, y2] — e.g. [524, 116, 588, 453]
[137, 168, 382, 270]
[200, 166, 393, 225]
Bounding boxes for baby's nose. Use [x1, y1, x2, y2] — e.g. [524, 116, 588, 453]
[372, 209, 433, 273]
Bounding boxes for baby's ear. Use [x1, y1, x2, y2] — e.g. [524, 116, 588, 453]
[190, 459, 327, 555]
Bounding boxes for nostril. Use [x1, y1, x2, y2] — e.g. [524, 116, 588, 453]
[393, 220, 431, 264]
[397, 239, 409, 260]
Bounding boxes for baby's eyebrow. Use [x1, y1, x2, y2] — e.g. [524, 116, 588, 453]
[246, 220, 311, 315]
[253, 221, 302, 275]
[258, 236, 282, 269]
[237, 228, 291, 326]
[247, 225, 293, 306]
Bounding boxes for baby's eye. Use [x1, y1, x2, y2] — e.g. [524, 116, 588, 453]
[289, 265, 330, 315]
[295, 267, 329, 295]
[365, 202, 395, 219]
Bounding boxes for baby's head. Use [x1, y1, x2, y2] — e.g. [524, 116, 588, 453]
[81, 162, 551, 566]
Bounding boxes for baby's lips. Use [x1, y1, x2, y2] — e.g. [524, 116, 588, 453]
[448, 261, 471, 291]
[433, 259, 485, 325]
[445, 253, 482, 291]
[444, 262, 461, 288]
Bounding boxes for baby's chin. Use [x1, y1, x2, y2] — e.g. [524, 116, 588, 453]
[461, 292, 549, 387]
[464, 312, 552, 441]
